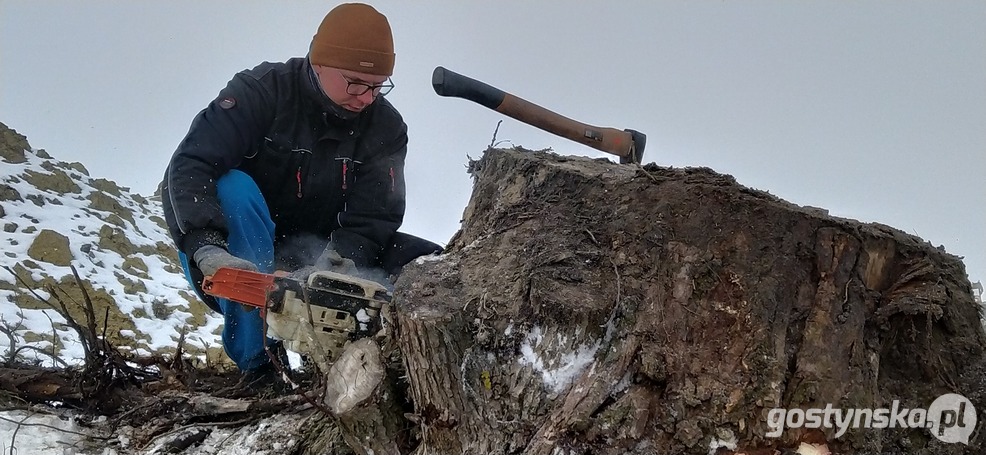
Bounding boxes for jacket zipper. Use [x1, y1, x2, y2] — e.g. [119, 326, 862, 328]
[336, 157, 354, 192]
[296, 166, 303, 198]
[342, 160, 349, 190]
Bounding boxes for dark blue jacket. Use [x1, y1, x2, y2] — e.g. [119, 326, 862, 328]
[162, 57, 407, 267]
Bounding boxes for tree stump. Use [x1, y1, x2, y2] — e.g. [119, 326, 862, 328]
[393, 148, 986, 455]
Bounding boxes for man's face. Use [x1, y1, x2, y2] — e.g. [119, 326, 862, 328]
[313, 65, 390, 113]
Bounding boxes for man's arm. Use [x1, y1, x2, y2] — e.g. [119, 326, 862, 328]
[162, 70, 275, 257]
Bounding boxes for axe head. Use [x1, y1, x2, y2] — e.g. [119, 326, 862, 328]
[621, 129, 647, 165]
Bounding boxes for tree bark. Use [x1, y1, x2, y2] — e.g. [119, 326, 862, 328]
[393, 147, 986, 455]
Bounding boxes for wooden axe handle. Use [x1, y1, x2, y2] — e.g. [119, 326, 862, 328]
[432, 66, 646, 164]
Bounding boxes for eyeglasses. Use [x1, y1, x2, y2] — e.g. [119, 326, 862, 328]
[342, 75, 394, 97]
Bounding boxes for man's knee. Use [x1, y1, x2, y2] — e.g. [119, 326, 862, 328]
[215, 170, 265, 213]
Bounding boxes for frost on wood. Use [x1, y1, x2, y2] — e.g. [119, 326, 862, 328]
[392, 147, 986, 455]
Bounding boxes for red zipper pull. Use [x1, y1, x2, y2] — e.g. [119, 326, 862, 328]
[342, 160, 348, 190]
[389, 167, 395, 192]
[296, 167, 302, 198]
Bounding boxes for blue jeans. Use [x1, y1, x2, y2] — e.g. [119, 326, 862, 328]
[178, 170, 276, 371]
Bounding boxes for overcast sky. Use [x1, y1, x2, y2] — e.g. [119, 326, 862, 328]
[2, 1, 984, 283]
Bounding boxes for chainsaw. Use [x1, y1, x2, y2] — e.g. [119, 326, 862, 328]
[201, 267, 391, 361]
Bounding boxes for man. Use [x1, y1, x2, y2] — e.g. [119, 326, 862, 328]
[161, 3, 441, 384]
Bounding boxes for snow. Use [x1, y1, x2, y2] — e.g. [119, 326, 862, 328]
[355, 308, 371, 323]
[0, 410, 114, 455]
[518, 325, 600, 393]
[708, 434, 738, 455]
[413, 253, 445, 264]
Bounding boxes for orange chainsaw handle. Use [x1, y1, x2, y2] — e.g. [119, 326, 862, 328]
[201, 267, 278, 309]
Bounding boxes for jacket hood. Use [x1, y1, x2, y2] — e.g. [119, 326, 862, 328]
[305, 56, 361, 124]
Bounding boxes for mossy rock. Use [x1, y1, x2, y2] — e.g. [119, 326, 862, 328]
[18, 274, 140, 348]
[98, 224, 137, 256]
[21, 331, 51, 345]
[114, 271, 148, 294]
[0, 204, 5, 218]
[22, 168, 81, 195]
[4, 223, 17, 233]
[22, 226, 37, 234]
[149, 215, 168, 231]
[131, 306, 150, 319]
[0, 184, 22, 202]
[0, 123, 29, 164]
[27, 229, 73, 266]
[108, 213, 127, 227]
[122, 256, 149, 275]
[87, 191, 135, 225]
[184, 298, 212, 329]
[90, 178, 122, 197]
[61, 161, 90, 176]
[135, 243, 167, 257]
[6, 272, 139, 353]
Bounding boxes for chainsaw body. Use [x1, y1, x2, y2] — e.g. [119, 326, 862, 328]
[202, 268, 391, 361]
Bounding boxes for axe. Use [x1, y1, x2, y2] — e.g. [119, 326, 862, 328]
[432, 66, 647, 164]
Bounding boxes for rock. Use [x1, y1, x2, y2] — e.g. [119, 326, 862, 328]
[0, 122, 29, 164]
[0, 184, 23, 202]
[97, 224, 136, 256]
[90, 178, 123, 197]
[27, 229, 73, 266]
[88, 190, 135, 225]
[22, 168, 81, 195]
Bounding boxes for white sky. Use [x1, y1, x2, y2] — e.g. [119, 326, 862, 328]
[1, 1, 984, 282]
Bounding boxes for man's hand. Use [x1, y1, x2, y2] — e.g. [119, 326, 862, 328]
[315, 248, 358, 275]
[193, 245, 258, 277]
[289, 248, 358, 282]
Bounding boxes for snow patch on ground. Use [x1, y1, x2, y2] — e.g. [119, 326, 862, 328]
[0, 410, 311, 454]
[0, 410, 92, 454]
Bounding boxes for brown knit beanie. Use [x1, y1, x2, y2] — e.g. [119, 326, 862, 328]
[310, 3, 395, 76]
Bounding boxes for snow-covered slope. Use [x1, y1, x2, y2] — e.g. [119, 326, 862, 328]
[0, 122, 225, 366]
